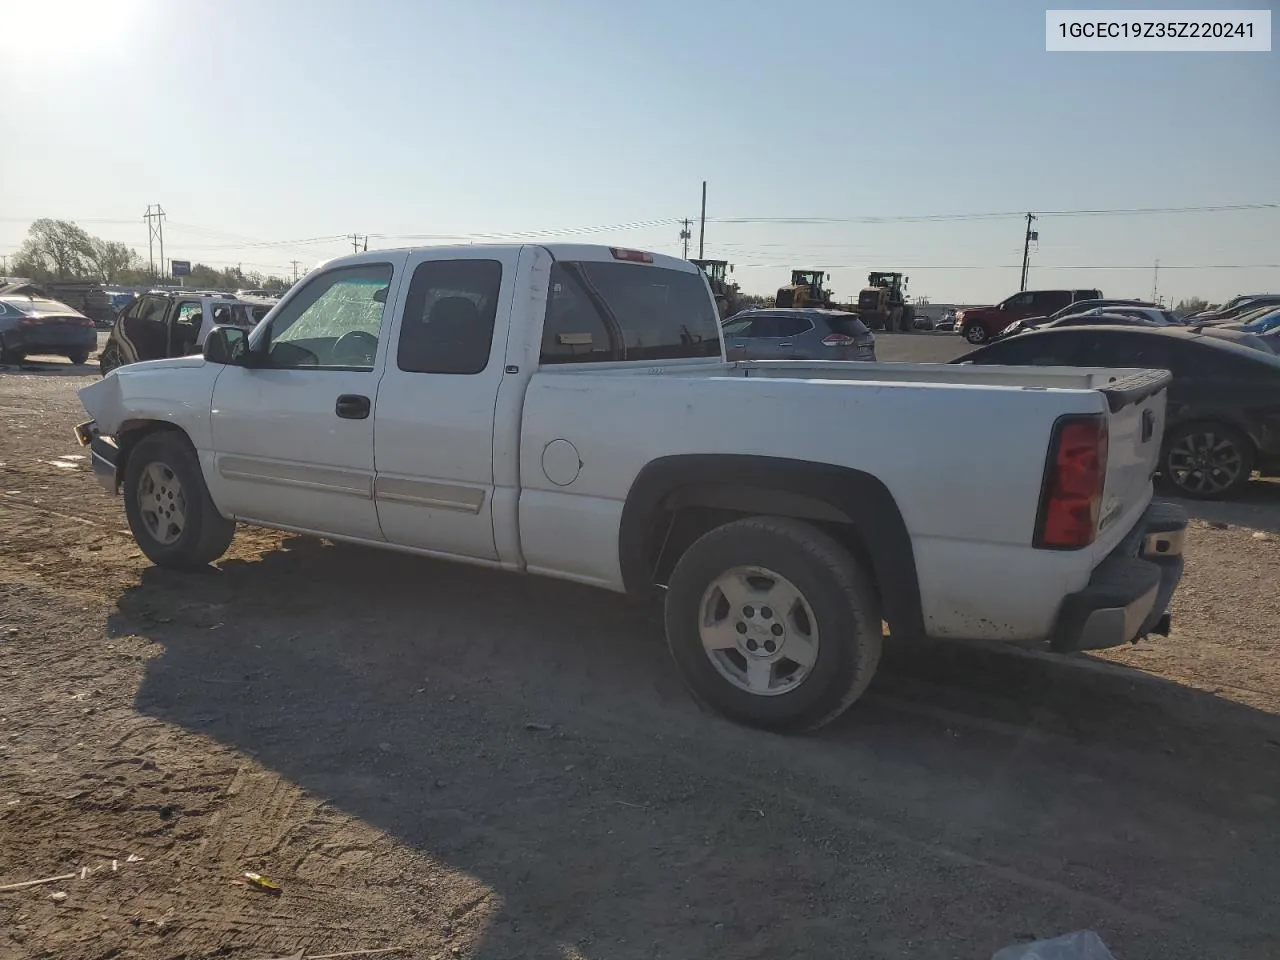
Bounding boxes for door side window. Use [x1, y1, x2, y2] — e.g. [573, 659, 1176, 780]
[262, 263, 393, 371]
[1033, 291, 1071, 313]
[774, 315, 814, 338]
[171, 301, 203, 355]
[396, 259, 502, 375]
[1005, 292, 1036, 310]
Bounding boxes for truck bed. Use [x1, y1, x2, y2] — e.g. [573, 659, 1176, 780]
[518, 358, 1169, 643]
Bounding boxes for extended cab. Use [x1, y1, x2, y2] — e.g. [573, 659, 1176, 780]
[958, 288, 1102, 345]
[76, 245, 1185, 732]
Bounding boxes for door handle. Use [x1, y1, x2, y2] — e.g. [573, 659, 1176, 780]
[778, 342, 793, 347]
[335, 394, 371, 420]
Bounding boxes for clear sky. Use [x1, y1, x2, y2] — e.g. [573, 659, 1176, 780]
[1, 0, 1277, 304]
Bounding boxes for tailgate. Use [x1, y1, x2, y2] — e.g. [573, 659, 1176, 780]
[1096, 370, 1170, 545]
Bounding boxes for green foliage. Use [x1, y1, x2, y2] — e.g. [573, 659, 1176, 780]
[7, 218, 290, 291]
[11, 218, 96, 280]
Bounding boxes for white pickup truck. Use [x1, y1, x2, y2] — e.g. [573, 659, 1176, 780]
[76, 244, 1187, 732]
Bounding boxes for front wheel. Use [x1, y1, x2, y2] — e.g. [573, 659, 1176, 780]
[664, 516, 882, 733]
[1160, 423, 1254, 500]
[99, 341, 120, 376]
[964, 324, 988, 344]
[123, 432, 236, 570]
[67, 349, 89, 365]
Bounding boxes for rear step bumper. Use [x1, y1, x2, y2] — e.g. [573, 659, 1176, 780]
[1050, 501, 1187, 653]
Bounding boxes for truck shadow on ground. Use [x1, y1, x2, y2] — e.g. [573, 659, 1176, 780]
[113, 537, 1280, 960]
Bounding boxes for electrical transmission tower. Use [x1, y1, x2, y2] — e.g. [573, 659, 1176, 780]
[144, 204, 166, 280]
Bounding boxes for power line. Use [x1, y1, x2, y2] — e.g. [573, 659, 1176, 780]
[708, 201, 1280, 225]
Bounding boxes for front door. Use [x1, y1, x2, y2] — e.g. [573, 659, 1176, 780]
[207, 256, 407, 541]
[373, 248, 521, 561]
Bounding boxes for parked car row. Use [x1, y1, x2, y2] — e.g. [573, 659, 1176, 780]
[955, 289, 1103, 344]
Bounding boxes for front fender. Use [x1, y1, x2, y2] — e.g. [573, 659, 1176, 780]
[78, 358, 221, 451]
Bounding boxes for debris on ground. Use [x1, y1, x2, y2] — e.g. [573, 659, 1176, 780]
[243, 871, 283, 895]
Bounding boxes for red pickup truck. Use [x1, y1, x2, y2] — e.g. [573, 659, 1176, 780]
[957, 288, 1101, 344]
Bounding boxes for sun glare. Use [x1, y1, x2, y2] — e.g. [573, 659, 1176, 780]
[1, 0, 145, 59]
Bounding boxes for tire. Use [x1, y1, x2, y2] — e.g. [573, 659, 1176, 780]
[123, 432, 236, 570]
[99, 342, 120, 377]
[664, 516, 882, 733]
[1160, 422, 1255, 500]
[964, 324, 988, 344]
[0, 336, 23, 365]
[67, 349, 89, 365]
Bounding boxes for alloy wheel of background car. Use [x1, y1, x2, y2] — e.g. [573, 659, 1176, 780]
[964, 326, 988, 344]
[1162, 424, 1254, 500]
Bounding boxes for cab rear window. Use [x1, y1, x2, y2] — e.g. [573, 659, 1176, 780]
[541, 260, 720, 364]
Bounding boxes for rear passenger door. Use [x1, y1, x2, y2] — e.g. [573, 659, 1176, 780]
[372, 248, 521, 562]
[773, 313, 814, 358]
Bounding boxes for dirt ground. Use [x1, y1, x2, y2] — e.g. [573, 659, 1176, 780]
[2, 342, 1279, 960]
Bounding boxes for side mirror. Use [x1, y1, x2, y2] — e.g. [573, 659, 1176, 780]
[203, 325, 250, 366]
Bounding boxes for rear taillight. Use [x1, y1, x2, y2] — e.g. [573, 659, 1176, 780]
[821, 333, 856, 346]
[1035, 415, 1108, 549]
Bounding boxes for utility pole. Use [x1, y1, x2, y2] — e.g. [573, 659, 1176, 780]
[679, 219, 692, 259]
[348, 233, 368, 253]
[1019, 212, 1037, 292]
[290, 260, 303, 282]
[144, 204, 166, 280]
[1152, 259, 1160, 304]
[698, 181, 707, 260]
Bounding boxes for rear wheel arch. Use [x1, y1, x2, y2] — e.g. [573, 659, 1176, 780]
[619, 455, 924, 640]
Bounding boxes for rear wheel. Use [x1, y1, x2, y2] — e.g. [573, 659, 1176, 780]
[664, 516, 882, 733]
[67, 349, 89, 365]
[1161, 422, 1254, 500]
[964, 324, 988, 344]
[123, 432, 236, 570]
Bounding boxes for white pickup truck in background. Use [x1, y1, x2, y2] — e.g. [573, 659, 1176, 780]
[76, 244, 1188, 732]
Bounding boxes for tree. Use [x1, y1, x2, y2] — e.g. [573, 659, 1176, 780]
[10, 218, 95, 280]
[87, 238, 144, 283]
[1176, 297, 1209, 314]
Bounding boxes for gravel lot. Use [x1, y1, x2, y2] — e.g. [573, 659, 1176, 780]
[2, 338, 1279, 960]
